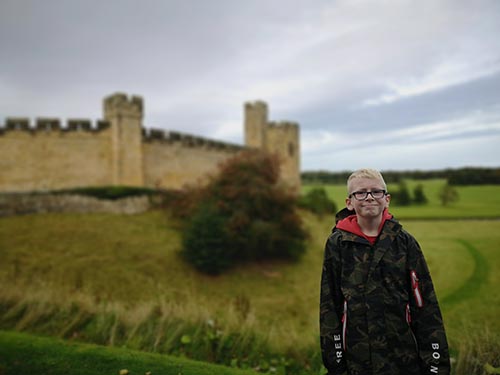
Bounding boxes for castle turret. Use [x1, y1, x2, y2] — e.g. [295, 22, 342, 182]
[244, 101, 301, 191]
[244, 101, 267, 149]
[266, 121, 301, 191]
[104, 93, 144, 186]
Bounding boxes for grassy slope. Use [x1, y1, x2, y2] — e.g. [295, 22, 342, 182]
[0, 211, 326, 360]
[0, 330, 257, 375]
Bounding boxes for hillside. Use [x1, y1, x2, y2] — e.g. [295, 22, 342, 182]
[0, 194, 499, 373]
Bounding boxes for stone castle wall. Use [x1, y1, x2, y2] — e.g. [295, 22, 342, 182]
[142, 129, 242, 189]
[0, 93, 300, 193]
[0, 119, 112, 192]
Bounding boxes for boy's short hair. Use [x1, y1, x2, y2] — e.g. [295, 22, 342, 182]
[347, 168, 387, 194]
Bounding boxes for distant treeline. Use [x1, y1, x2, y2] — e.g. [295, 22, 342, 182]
[301, 167, 500, 185]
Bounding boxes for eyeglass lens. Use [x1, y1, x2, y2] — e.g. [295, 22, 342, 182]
[352, 190, 385, 200]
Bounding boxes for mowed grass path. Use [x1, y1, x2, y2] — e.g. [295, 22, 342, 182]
[401, 219, 500, 344]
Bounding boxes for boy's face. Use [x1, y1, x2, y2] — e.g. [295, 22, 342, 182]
[346, 177, 390, 219]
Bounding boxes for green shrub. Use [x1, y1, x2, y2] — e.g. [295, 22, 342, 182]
[181, 203, 235, 275]
[298, 187, 337, 216]
[55, 186, 157, 200]
[179, 150, 307, 274]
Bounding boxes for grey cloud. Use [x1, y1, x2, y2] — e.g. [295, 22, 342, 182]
[1, 0, 499, 171]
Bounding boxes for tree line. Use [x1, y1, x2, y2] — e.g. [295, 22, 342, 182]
[302, 167, 500, 185]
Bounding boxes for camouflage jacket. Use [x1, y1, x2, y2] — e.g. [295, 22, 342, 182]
[320, 210, 450, 375]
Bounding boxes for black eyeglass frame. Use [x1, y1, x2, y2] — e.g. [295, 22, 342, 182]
[349, 189, 387, 201]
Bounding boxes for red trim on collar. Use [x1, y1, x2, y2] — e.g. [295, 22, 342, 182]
[336, 208, 393, 245]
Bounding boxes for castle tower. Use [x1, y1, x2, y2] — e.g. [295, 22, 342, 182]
[244, 101, 268, 148]
[244, 101, 301, 191]
[266, 121, 301, 191]
[104, 93, 144, 186]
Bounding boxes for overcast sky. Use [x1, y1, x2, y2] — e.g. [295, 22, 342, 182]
[1, 0, 499, 172]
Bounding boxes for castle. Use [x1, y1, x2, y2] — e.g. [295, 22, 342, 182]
[0, 93, 300, 193]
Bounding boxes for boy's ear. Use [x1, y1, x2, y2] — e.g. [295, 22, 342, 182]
[346, 197, 354, 211]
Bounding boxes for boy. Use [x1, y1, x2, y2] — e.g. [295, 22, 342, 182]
[320, 169, 450, 375]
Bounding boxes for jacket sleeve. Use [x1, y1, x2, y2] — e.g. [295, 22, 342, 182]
[407, 235, 451, 375]
[320, 232, 347, 375]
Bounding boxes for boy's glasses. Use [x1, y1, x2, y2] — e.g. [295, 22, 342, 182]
[349, 190, 387, 201]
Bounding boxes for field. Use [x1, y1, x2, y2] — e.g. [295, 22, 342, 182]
[0, 180, 499, 374]
[303, 179, 500, 219]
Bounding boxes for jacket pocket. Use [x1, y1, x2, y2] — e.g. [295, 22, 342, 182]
[342, 300, 348, 349]
[410, 270, 424, 307]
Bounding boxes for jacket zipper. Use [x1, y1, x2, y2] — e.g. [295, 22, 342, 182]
[406, 302, 419, 352]
[342, 300, 347, 349]
[410, 270, 424, 307]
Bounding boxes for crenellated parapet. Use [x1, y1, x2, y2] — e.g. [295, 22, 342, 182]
[0, 117, 110, 135]
[268, 121, 300, 131]
[143, 128, 243, 151]
[104, 92, 143, 121]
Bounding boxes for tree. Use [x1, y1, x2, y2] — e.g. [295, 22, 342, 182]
[413, 184, 428, 205]
[392, 181, 412, 206]
[438, 182, 459, 206]
[179, 150, 307, 274]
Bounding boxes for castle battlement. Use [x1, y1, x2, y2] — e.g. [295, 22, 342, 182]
[268, 121, 299, 130]
[142, 128, 242, 151]
[244, 100, 268, 112]
[104, 92, 143, 120]
[0, 117, 111, 134]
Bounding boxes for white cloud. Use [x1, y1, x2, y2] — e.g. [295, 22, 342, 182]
[362, 59, 500, 107]
[301, 108, 500, 170]
[303, 133, 500, 171]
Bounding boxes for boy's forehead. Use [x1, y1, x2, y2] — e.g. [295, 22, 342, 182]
[348, 177, 385, 191]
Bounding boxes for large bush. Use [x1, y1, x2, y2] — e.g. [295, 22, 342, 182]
[179, 150, 307, 274]
[181, 202, 235, 275]
[299, 187, 337, 216]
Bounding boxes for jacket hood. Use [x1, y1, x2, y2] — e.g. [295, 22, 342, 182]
[335, 207, 355, 224]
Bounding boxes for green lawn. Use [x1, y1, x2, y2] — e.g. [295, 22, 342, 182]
[0, 330, 257, 375]
[0, 204, 499, 374]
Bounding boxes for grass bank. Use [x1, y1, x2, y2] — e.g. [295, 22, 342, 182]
[0, 330, 257, 375]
